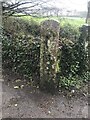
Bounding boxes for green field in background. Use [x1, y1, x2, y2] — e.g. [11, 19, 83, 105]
[20, 16, 85, 27]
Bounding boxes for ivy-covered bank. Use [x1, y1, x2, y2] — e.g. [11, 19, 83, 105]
[2, 17, 88, 93]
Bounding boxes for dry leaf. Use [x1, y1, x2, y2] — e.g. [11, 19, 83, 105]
[14, 86, 19, 89]
[48, 111, 51, 114]
[20, 85, 24, 89]
[15, 104, 18, 107]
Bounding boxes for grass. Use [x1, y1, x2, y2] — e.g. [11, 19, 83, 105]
[20, 16, 85, 28]
[59, 17, 85, 27]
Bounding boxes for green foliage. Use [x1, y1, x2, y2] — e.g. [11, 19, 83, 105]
[58, 23, 88, 91]
[2, 34, 40, 84]
[60, 24, 80, 41]
[59, 75, 81, 90]
[59, 38, 87, 77]
[59, 70, 89, 90]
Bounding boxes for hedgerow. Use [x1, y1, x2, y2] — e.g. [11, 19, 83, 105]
[2, 17, 88, 91]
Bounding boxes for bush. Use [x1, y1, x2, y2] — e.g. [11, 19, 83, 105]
[60, 23, 80, 41]
[2, 34, 40, 84]
[59, 38, 87, 77]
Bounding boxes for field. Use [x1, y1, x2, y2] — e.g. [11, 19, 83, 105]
[20, 16, 85, 27]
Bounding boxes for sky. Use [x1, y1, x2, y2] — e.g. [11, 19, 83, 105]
[47, 0, 88, 11]
[6, 0, 89, 12]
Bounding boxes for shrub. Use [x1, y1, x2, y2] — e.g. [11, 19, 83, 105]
[59, 38, 87, 77]
[2, 34, 40, 84]
[60, 23, 80, 42]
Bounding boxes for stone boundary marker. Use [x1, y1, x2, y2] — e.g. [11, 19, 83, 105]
[40, 20, 60, 89]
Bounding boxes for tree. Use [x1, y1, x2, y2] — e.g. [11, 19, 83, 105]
[2, 0, 48, 17]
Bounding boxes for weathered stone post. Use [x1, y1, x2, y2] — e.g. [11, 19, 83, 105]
[86, 1, 90, 24]
[80, 1, 90, 73]
[40, 20, 60, 90]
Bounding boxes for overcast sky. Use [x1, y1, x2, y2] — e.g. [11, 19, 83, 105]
[47, 0, 88, 11]
[6, 0, 89, 12]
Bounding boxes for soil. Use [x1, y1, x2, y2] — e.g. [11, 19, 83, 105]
[1, 69, 88, 118]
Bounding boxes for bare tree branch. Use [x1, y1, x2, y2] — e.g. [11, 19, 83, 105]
[2, 0, 49, 17]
